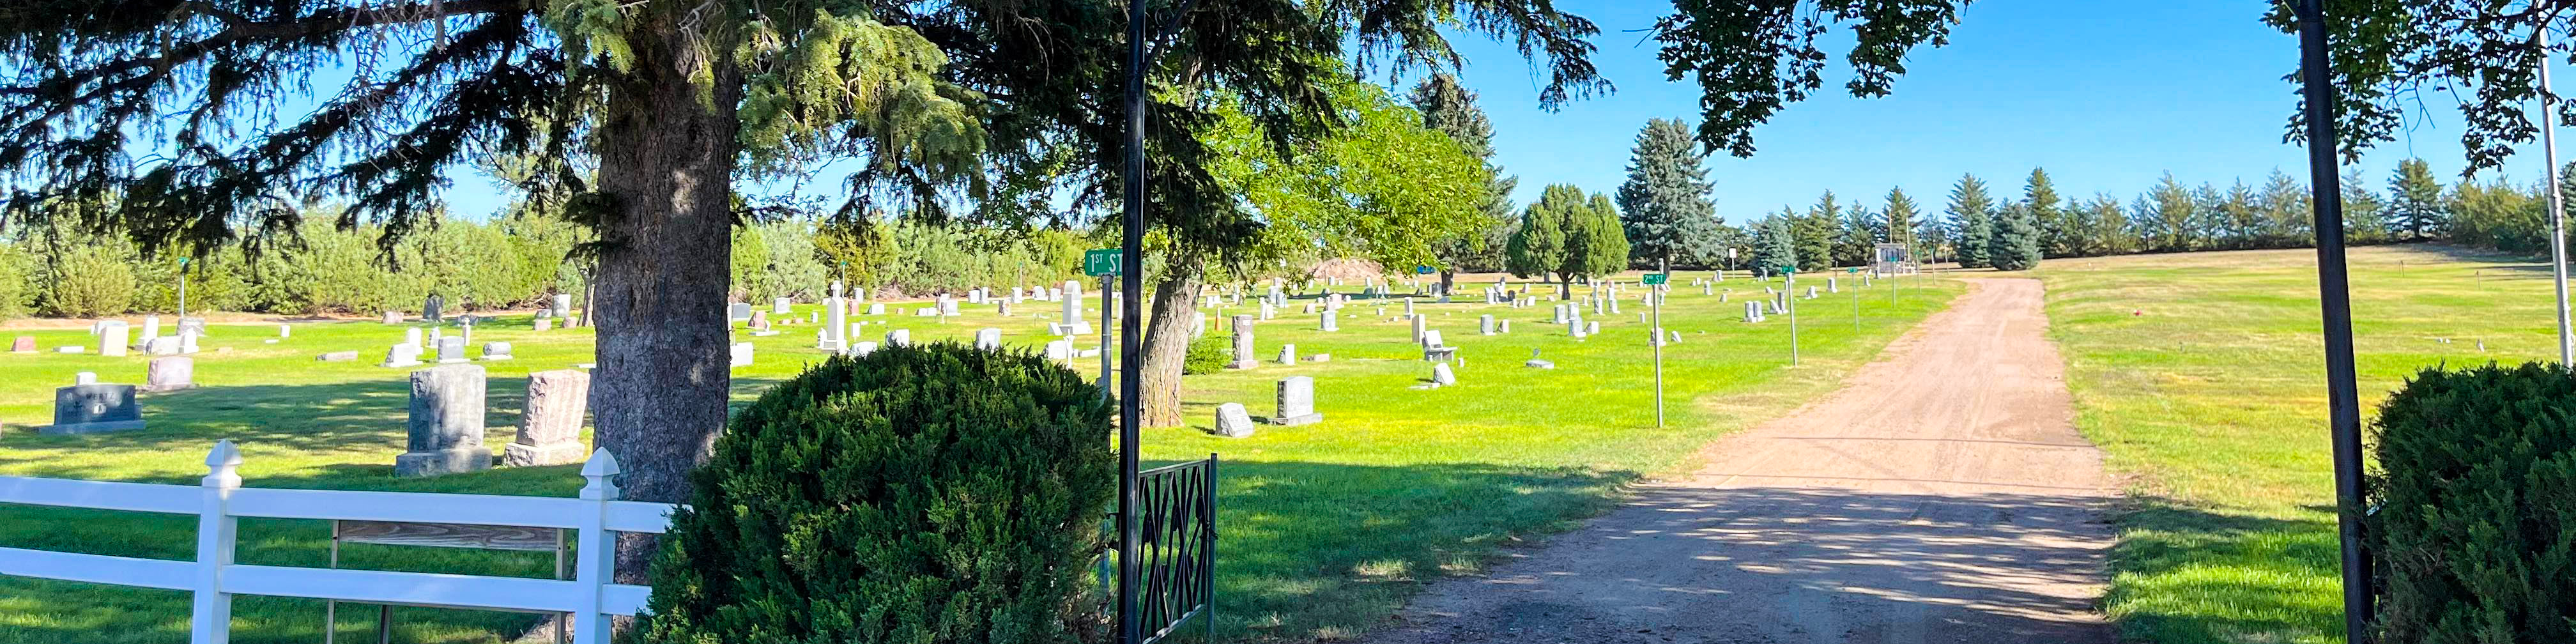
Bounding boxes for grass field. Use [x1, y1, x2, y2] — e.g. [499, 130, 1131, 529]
[2032, 244, 2566, 644]
[0, 270, 1961, 643]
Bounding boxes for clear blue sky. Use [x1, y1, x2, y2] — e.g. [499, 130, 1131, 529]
[438, 1, 2553, 222]
[1441, 0, 2554, 225]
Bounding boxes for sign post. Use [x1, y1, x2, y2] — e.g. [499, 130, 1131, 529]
[1784, 265, 1799, 366]
[1643, 268, 1669, 427]
[1087, 249, 1123, 401]
[1850, 267, 1862, 328]
[176, 257, 190, 319]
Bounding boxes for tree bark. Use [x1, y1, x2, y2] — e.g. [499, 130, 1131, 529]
[1557, 273, 1571, 300]
[1438, 270, 1455, 302]
[587, 22, 742, 581]
[1137, 269, 1204, 427]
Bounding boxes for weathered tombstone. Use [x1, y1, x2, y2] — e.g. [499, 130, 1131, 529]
[535, 318, 553, 332]
[424, 294, 445, 323]
[436, 336, 468, 364]
[1044, 339, 1073, 360]
[730, 342, 754, 367]
[1277, 343, 1297, 365]
[382, 342, 424, 367]
[1319, 311, 1338, 332]
[1229, 315, 1256, 369]
[1499, 319, 1510, 333]
[1568, 318, 1584, 339]
[848, 341, 880, 357]
[140, 316, 162, 342]
[1744, 301, 1763, 323]
[73, 371, 96, 385]
[885, 328, 912, 346]
[277, 324, 292, 339]
[1410, 315, 1427, 344]
[999, 301, 1015, 317]
[1479, 314, 1496, 335]
[748, 310, 769, 331]
[38, 384, 145, 434]
[405, 327, 426, 348]
[1062, 280, 1085, 325]
[866, 302, 888, 316]
[773, 297, 793, 314]
[504, 369, 590, 466]
[1587, 321, 1600, 335]
[728, 302, 754, 324]
[178, 331, 200, 355]
[144, 356, 195, 392]
[318, 351, 359, 362]
[481, 342, 514, 360]
[95, 321, 128, 357]
[820, 295, 848, 351]
[1806, 286, 1819, 299]
[55, 346, 84, 354]
[975, 328, 1004, 351]
[1524, 348, 1555, 369]
[1211, 402, 1256, 438]
[553, 293, 574, 315]
[395, 364, 490, 477]
[1422, 330, 1445, 348]
[9, 335, 34, 353]
[1430, 362, 1457, 387]
[939, 298, 962, 316]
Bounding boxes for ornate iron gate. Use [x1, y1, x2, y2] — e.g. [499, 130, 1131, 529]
[1124, 455, 1216, 643]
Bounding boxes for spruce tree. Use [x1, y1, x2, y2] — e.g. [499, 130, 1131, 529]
[1989, 203, 2044, 271]
[1885, 187, 1920, 260]
[1832, 206, 1879, 268]
[1752, 212, 1800, 277]
[1949, 174, 1995, 268]
[1796, 192, 1841, 271]
[2389, 158, 2450, 241]
[2024, 169, 2073, 257]
[1411, 72, 1522, 286]
[1616, 118, 1721, 267]
[2148, 173, 2198, 251]
[2342, 169, 2391, 245]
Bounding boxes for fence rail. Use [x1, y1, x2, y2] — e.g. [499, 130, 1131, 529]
[1133, 455, 1217, 644]
[0, 440, 674, 644]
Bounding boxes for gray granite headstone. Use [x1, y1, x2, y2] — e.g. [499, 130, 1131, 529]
[1268, 376, 1322, 426]
[436, 336, 468, 364]
[480, 341, 514, 360]
[396, 364, 489, 477]
[144, 356, 195, 392]
[1229, 315, 1256, 369]
[423, 295, 444, 324]
[1212, 402, 1256, 438]
[730, 342, 754, 367]
[73, 371, 96, 385]
[975, 328, 1003, 351]
[39, 384, 144, 434]
[504, 369, 590, 466]
[1430, 362, 1457, 387]
[318, 351, 360, 362]
[383, 342, 424, 367]
[96, 321, 128, 357]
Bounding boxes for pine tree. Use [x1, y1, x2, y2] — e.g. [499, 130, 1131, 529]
[1411, 72, 1521, 286]
[2220, 181, 2262, 249]
[1949, 174, 1995, 268]
[1832, 206, 1880, 268]
[2084, 194, 2129, 255]
[1752, 212, 1800, 277]
[1884, 187, 1920, 261]
[1616, 118, 1722, 267]
[1797, 192, 1841, 271]
[1989, 203, 2044, 270]
[2390, 158, 2450, 241]
[2256, 171, 2313, 247]
[2024, 169, 2074, 257]
[2342, 169, 2391, 245]
[2149, 174, 2198, 251]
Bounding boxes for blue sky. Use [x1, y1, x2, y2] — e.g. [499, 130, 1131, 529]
[1439, 0, 2556, 225]
[437, 1, 2554, 223]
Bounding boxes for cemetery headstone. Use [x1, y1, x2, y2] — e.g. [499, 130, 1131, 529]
[382, 342, 424, 367]
[773, 297, 793, 314]
[885, 328, 911, 346]
[848, 341, 880, 357]
[73, 371, 96, 385]
[95, 321, 128, 357]
[436, 337, 468, 364]
[553, 293, 573, 315]
[728, 302, 753, 324]
[481, 342, 514, 360]
[1479, 314, 1496, 335]
[395, 364, 491, 477]
[9, 335, 33, 353]
[318, 351, 359, 362]
[975, 328, 1003, 351]
[38, 383, 145, 434]
[1320, 311, 1338, 332]
[141, 316, 161, 342]
[1277, 343, 1296, 364]
[730, 342, 754, 367]
[1524, 348, 1554, 369]
[1212, 402, 1256, 438]
[504, 369, 591, 466]
[143, 356, 194, 392]
[1229, 315, 1256, 369]
[1430, 362, 1457, 387]
[1268, 376, 1322, 425]
[1045, 339, 1073, 360]
[424, 294, 444, 323]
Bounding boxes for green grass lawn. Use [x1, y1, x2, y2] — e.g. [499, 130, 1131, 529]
[0, 271, 1960, 643]
[2032, 244, 2567, 644]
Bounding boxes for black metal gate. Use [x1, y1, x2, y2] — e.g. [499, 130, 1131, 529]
[1121, 455, 1216, 643]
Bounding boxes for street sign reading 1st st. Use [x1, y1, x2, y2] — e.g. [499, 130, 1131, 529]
[1085, 249, 1123, 276]
[1640, 273, 1668, 286]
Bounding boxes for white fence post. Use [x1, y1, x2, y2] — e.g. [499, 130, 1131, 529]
[572, 449, 620, 644]
[191, 440, 241, 644]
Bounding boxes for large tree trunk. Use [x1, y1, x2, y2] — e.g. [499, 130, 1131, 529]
[1438, 270, 1455, 302]
[1137, 270, 1204, 427]
[588, 23, 742, 581]
[1556, 273, 1570, 300]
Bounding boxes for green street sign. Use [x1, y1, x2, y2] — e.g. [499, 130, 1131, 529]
[1640, 273, 1668, 286]
[1084, 249, 1123, 276]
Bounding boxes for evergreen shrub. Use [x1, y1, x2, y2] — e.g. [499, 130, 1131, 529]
[632, 342, 1114, 644]
[2368, 362, 2576, 643]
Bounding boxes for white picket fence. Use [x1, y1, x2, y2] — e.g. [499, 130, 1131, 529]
[0, 440, 675, 644]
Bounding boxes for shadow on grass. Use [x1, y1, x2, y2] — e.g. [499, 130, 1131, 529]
[2104, 497, 2343, 644]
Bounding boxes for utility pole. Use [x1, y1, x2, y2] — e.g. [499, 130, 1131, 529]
[1786, 267, 1800, 365]
[2294, 0, 2373, 639]
[1652, 260, 1666, 428]
[2542, 29, 2573, 366]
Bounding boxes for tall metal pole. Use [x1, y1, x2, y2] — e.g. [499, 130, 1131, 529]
[2542, 29, 2574, 366]
[1115, 0, 1147, 639]
[1101, 277, 1115, 401]
[1652, 261, 1665, 428]
[1786, 269, 1800, 365]
[2294, 1, 2373, 640]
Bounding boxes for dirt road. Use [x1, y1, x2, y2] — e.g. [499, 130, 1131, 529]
[1368, 278, 2115, 644]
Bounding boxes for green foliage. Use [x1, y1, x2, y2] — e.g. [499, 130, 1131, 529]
[2025, 169, 2078, 257]
[1752, 213, 1797, 277]
[1183, 334, 1229, 375]
[1988, 204, 2044, 272]
[1949, 174, 1995, 268]
[1411, 73, 1520, 274]
[1652, 1, 1966, 156]
[1614, 118, 1721, 267]
[1211, 70, 1487, 274]
[0, 243, 29, 319]
[1830, 205, 1878, 268]
[1792, 192, 1837, 271]
[2390, 159, 2451, 242]
[1567, 192, 1630, 276]
[42, 244, 137, 318]
[1507, 185, 1580, 282]
[633, 343, 1114, 644]
[2366, 362, 2576, 644]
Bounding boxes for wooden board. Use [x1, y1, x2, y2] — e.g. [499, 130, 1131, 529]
[334, 521, 560, 551]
